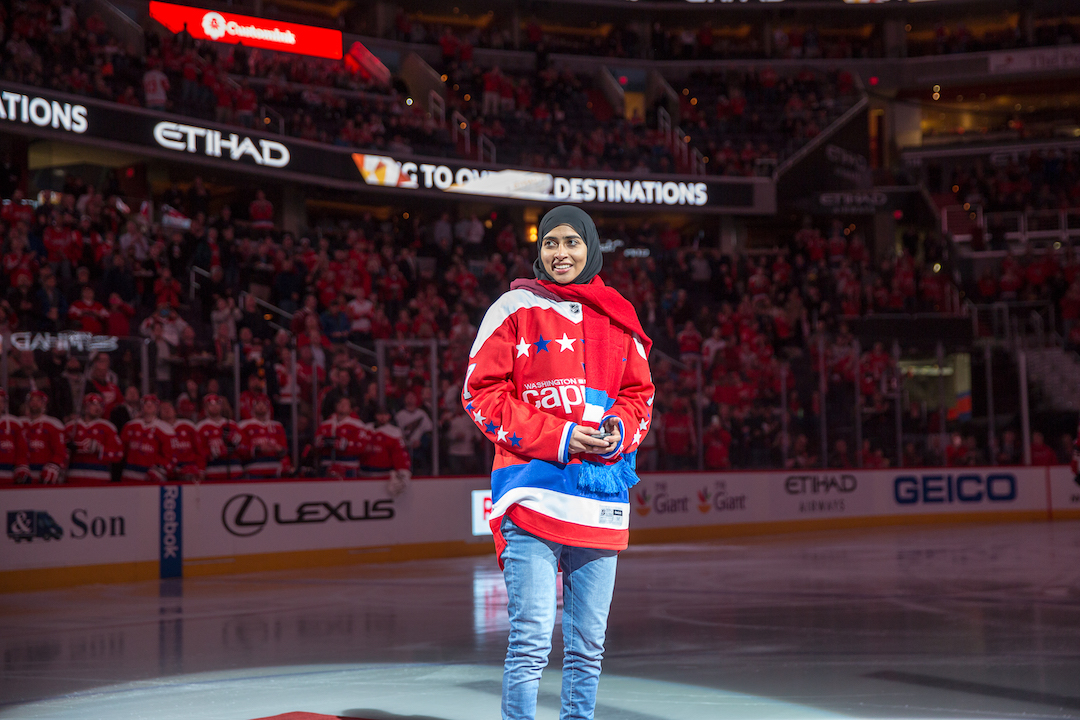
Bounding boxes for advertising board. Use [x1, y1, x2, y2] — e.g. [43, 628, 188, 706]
[183, 477, 490, 565]
[0, 84, 764, 213]
[149, 1, 343, 59]
[1048, 466, 1080, 519]
[0, 466, 1060, 591]
[0, 486, 159, 590]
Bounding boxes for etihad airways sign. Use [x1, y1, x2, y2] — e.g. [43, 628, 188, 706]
[149, 1, 343, 60]
[153, 121, 291, 168]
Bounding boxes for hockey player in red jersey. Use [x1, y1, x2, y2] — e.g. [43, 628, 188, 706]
[120, 394, 175, 482]
[162, 399, 204, 482]
[314, 396, 370, 478]
[364, 406, 412, 495]
[0, 388, 30, 485]
[197, 394, 244, 480]
[65, 393, 123, 484]
[24, 390, 67, 484]
[239, 394, 290, 478]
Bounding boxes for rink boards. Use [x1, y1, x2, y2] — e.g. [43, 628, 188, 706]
[2, 466, 1079, 591]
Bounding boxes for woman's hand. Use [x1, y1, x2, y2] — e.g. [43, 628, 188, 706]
[568, 417, 621, 455]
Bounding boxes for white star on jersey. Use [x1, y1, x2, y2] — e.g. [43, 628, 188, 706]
[496, 427, 509, 443]
[473, 408, 487, 425]
[515, 337, 531, 358]
[556, 333, 576, 352]
[632, 430, 642, 446]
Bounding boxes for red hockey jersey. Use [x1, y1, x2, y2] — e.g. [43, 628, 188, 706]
[361, 423, 411, 474]
[171, 419, 204, 477]
[0, 414, 28, 484]
[315, 416, 371, 477]
[238, 418, 289, 478]
[65, 418, 123, 483]
[196, 418, 244, 480]
[121, 419, 175, 481]
[24, 415, 68, 480]
[464, 285, 654, 559]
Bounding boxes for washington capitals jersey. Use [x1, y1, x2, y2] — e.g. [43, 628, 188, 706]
[315, 416, 371, 477]
[120, 418, 175, 481]
[464, 287, 653, 560]
[238, 418, 288, 478]
[0, 414, 28, 483]
[65, 418, 123, 483]
[196, 418, 244, 480]
[171, 419, 204, 474]
[24, 415, 67, 470]
[362, 423, 410, 473]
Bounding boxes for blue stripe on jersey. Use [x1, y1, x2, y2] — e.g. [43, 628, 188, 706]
[491, 459, 629, 505]
[584, 387, 616, 412]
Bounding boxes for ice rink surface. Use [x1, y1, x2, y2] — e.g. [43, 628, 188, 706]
[2, 520, 1079, 720]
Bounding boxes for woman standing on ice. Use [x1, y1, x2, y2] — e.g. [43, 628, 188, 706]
[463, 205, 654, 720]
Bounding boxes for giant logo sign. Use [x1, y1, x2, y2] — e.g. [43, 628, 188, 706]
[222, 493, 394, 537]
[149, 1, 343, 59]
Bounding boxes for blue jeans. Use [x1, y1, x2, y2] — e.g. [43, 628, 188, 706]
[500, 516, 618, 720]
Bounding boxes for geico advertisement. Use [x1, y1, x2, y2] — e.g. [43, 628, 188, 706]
[1048, 466, 1080, 516]
[183, 477, 487, 558]
[887, 468, 1045, 513]
[1, 486, 158, 570]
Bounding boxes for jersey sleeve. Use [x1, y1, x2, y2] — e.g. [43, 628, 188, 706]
[391, 433, 410, 471]
[463, 305, 576, 464]
[602, 332, 655, 458]
[345, 424, 369, 456]
[13, 423, 28, 467]
[314, 421, 331, 447]
[273, 424, 288, 457]
[48, 424, 68, 466]
[101, 425, 124, 463]
[237, 425, 254, 460]
[156, 428, 177, 472]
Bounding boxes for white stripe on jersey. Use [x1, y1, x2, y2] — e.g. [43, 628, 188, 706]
[490, 486, 630, 531]
[469, 288, 582, 359]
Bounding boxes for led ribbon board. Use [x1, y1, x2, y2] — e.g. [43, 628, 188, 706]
[149, 1, 343, 60]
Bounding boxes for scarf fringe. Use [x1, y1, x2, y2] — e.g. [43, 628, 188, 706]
[577, 454, 641, 495]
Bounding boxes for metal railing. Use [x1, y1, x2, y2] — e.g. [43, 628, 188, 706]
[947, 206, 1080, 250]
[478, 134, 497, 164]
[429, 90, 446, 126]
[451, 110, 471, 155]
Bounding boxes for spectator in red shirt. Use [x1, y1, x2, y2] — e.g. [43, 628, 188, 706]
[68, 286, 108, 333]
[1030, 432, 1059, 466]
[249, 189, 274, 231]
[660, 397, 696, 470]
[703, 415, 731, 470]
[154, 267, 182, 309]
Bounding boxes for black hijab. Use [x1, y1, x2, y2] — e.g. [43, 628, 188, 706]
[533, 206, 603, 285]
